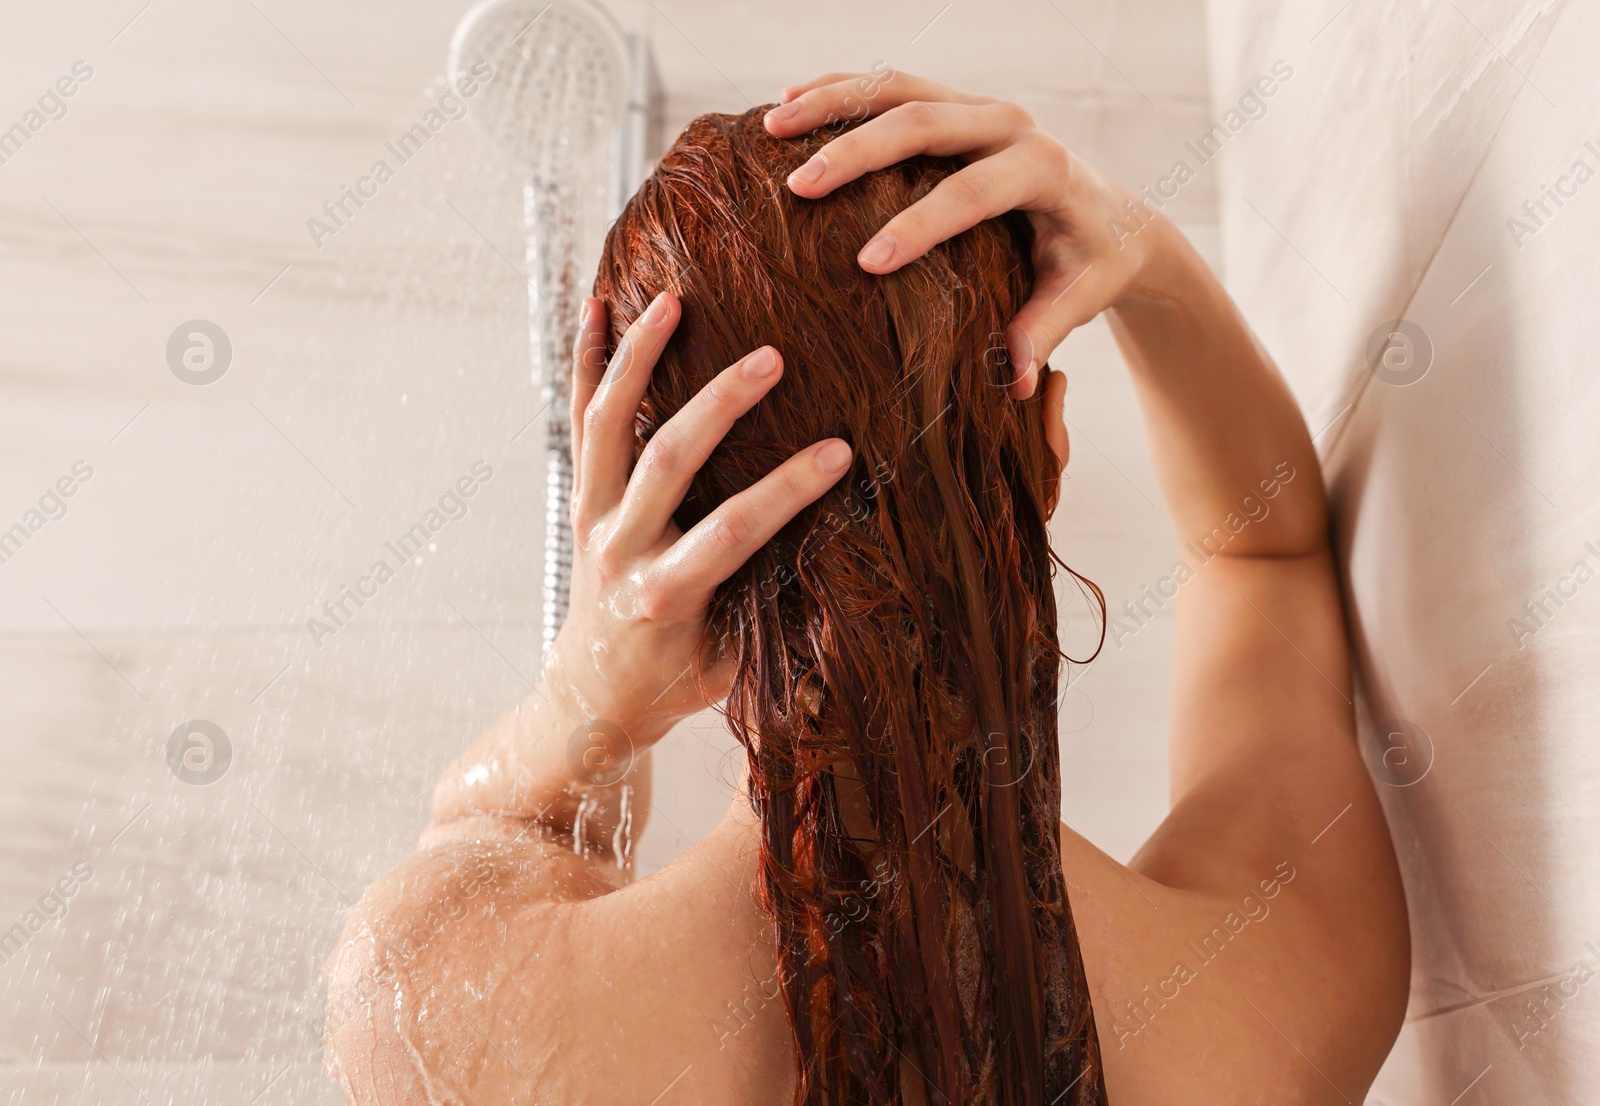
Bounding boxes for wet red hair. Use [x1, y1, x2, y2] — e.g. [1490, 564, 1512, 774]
[594, 106, 1106, 1106]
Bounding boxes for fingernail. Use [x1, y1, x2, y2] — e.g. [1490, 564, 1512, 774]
[816, 440, 852, 473]
[741, 347, 779, 379]
[788, 152, 827, 187]
[858, 234, 897, 270]
[765, 101, 800, 127]
[639, 293, 670, 327]
[578, 298, 595, 328]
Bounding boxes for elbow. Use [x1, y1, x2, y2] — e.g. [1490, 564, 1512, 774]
[323, 888, 435, 1106]
[322, 846, 507, 1105]
[321, 819, 604, 1104]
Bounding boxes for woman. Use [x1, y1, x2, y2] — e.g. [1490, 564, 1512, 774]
[326, 73, 1408, 1105]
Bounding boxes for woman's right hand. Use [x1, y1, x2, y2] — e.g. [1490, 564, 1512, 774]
[764, 70, 1187, 398]
[544, 291, 854, 745]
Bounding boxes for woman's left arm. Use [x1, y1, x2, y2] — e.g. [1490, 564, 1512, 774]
[322, 294, 851, 1102]
[427, 292, 853, 870]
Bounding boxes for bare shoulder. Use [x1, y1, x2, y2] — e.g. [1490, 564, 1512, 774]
[324, 809, 791, 1106]
[1060, 551, 1409, 1102]
[1060, 818, 1402, 1105]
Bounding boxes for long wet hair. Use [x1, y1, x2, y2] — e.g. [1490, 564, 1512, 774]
[594, 107, 1107, 1106]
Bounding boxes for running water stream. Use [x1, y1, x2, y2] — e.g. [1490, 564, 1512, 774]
[450, 0, 632, 657]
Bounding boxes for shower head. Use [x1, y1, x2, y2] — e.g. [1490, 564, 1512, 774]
[446, 0, 652, 659]
[448, 0, 632, 182]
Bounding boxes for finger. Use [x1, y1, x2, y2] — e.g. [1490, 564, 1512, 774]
[612, 346, 785, 545]
[777, 72, 859, 102]
[1042, 368, 1069, 473]
[653, 439, 853, 602]
[1042, 368, 1069, 516]
[764, 70, 988, 137]
[853, 144, 1037, 275]
[785, 100, 1032, 199]
[569, 296, 608, 493]
[1005, 263, 1108, 398]
[577, 290, 679, 523]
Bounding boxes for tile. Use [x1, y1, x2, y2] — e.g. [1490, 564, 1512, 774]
[0, 627, 530, 1062]
[1059, 614, 1173, 864]
[1215, 0, 1600, 1097]
[1323, 0, 1600, 1009]
[0, 0, 564, 634]
[1372, 987, 1600, 1106]
[0, 1058, 338, 1106]
[1205, 0, 1565, 434]
[633, 709, 747, 878]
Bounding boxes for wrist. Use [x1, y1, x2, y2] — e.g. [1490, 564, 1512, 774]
[1107, 227, 1230, 348]
[541, 635, 679, 748]
[1122, 216, 1211, 308]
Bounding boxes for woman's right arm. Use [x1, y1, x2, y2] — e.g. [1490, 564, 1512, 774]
[1094, 240, 1375, 872]
[768, 76, 1409, 1063]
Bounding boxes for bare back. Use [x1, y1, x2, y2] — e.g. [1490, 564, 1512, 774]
[328, 555, 1407, 1106]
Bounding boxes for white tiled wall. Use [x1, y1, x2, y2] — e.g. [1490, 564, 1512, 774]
[1207, 0, 1599, 1101]
[0, 1, 1213, 1102]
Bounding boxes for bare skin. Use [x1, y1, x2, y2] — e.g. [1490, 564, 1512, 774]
[325, 73, 1409, 1106]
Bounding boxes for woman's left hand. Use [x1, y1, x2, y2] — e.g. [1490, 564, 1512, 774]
[764, 70, 1179, 399]
[545, 292, 853, 745]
